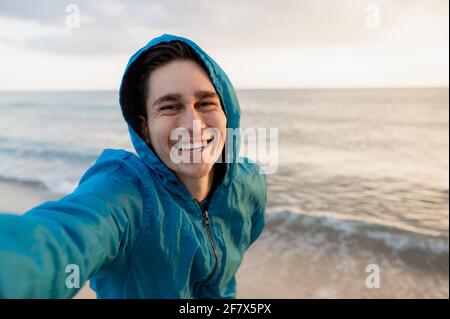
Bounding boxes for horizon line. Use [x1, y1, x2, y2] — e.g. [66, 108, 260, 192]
[0, 85, 449, 93]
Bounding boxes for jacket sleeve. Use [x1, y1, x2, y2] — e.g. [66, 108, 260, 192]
[248, 171, 267, 248]
[0, 157, 144, 298]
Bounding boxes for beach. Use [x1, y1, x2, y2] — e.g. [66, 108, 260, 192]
[1, 176, 448, 299]
[0, 88, 448, 298]
[0, 178, 60, 214]
[237, 211, 449, 298]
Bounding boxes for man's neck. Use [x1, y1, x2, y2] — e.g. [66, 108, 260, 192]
[177, 168, 215, 202]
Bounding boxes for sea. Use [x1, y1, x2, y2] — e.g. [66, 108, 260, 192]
[0, 88, 448, 298]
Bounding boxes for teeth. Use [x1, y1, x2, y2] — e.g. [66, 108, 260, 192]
[182, 143, 202, 150]
[177, 138, 213, 151]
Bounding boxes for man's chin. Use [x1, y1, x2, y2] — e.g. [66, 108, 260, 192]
[173, 163, 214, 179]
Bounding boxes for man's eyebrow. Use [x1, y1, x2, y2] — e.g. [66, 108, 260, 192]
[152, 90, 219, 107]
[152, 93, 183, 107]
[194, 90, 219, 100]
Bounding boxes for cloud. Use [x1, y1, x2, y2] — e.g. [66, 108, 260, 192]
[0, 0, 448, 89]
[0, 0, 445, 56]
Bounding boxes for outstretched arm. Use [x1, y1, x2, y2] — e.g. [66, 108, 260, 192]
[0, 159, 144, 298]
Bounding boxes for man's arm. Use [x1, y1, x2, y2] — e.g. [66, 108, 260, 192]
[249, 166, 267, 248]
[0, 160, 144, 298]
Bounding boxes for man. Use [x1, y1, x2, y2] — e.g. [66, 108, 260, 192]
[0, 34, 266, 298]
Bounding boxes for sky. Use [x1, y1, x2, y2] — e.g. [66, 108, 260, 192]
[0, 0, 448, 90]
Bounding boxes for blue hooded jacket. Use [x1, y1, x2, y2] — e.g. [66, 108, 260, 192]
[0, 34, 266, 298]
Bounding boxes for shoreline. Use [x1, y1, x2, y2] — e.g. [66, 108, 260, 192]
[0, 177, 62, 215]
[1, 178, 448, 298]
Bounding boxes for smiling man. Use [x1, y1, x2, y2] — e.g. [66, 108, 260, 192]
[137, 57, 227, 203]
[0, 34, 267, 298]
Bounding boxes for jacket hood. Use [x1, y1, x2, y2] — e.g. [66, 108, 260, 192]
[119, 34, 241, 192]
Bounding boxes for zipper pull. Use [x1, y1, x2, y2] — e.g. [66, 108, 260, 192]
[204, 210, 209, 227]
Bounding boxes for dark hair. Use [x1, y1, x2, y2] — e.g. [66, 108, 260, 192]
[120, 40, 209, 138]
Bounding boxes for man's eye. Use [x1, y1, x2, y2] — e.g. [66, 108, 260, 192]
[160, 105, 177, 111]
[198, 102, 215, 109]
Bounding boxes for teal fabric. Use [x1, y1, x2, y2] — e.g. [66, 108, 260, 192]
[0, 34, 267, 298]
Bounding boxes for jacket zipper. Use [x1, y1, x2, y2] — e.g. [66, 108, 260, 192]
[202, 209, 219, 283]
[192, 200, 220, 297]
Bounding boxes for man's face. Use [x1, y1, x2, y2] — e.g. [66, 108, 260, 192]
[141, 59, 227, 180]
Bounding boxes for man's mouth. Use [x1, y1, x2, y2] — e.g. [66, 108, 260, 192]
[175, 136, 215, 152]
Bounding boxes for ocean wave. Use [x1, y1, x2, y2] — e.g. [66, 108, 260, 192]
[243, 209, 449, 298]
[0, 174, 78, 194]
[0, 144, 100, 163]
[9, 102, 39, 108]
[265, 207, 449, 256]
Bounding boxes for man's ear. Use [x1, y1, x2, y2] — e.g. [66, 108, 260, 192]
[139, 115, 150, 143]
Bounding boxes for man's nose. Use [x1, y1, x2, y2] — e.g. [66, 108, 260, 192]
[179, 105, 205, 134]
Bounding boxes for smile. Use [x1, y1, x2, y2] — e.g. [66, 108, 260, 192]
[176, 136, 214, 151]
